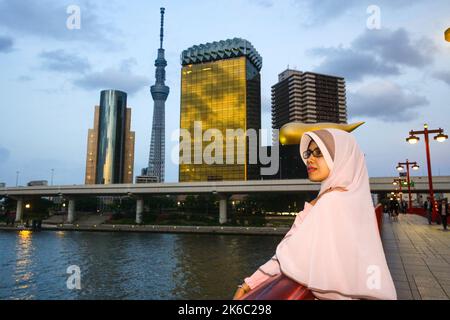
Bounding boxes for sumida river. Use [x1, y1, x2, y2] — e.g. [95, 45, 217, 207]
[0, 230, 281, 300]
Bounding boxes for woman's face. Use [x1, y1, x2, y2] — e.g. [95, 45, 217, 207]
[306, 140, 330, 182]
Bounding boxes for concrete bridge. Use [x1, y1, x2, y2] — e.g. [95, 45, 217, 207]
[2, 176, 449, 225]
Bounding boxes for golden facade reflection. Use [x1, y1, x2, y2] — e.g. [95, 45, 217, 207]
[15, 230, 34, 291]
[179, 57, 261, 182]
[18, 230, 32, 240]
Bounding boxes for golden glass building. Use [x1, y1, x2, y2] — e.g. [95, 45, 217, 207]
[179, 38, 262, 182]
[85, 90, 135, 184]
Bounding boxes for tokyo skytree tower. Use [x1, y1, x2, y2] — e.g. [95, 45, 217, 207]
[148, 7, 169, 182]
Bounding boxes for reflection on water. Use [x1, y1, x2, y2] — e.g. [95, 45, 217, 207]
[14, 231, 34, 298]
[0, 230, 281, 300]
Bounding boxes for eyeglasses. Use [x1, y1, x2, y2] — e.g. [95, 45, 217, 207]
[302, 147, 323, 159]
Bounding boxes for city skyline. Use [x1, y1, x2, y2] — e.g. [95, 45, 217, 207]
[1, 0, 450, 186]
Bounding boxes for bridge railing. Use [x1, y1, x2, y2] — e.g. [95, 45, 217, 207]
[375, 204, 383, 236]
[408, 207, 426, 217]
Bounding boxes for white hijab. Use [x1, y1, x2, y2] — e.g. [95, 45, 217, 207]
[275, 128, 397, 299]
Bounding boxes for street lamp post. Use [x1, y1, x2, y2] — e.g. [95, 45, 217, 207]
[392, 177, 406, 194]
[51, 169, 54, 186]
[396, 160, 419, 212]
[16, 171, 19, 187]
[406, 124, 448, 222]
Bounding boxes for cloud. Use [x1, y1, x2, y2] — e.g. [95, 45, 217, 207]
[38, 54, 148, 94]
[348, 81, 429, 122]
[17, 75, 33, 82]
[433, 71, 450, 86]
[353, 28, 435, 68]
[0, 0, 117, 45]
[73, 59, 149, 95]
[39, 50, 91, 73]
[299, 0, 426, 27]
[0, 35, 13, 52]
[299, 0, 359, 26]
[0, 146, 10, 163]
[310, 46, 400, 81]
[310, 28, 436, 81]
[250, 0, 273, 8]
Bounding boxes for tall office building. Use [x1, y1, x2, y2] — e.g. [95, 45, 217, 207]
[270, 69, 347, 179]
[272, 69, 347, 129]
[179, 38, 262, 182]
[85, 90, 135, 184]
[145, 7, 169, 183]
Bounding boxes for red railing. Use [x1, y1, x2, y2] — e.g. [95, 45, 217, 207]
[407, 207, 427, 217]
[375, 204, 383, 235]
[408, 207, 449, 224]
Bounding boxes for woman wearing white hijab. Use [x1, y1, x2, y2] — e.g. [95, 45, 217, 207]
[234, 128, 397, 300]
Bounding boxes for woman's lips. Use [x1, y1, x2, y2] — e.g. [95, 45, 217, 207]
[307, 167, 317, 173]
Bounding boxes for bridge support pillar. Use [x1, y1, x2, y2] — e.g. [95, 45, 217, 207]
[68, 198, 76, 224]
[15, 199, 23, 222]
[219, 194, 229, 225]
[136, 197, 144, 224]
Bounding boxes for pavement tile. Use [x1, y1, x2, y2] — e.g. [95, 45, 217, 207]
[411, 289, 421, 300]
[413, 275, 440, 288]
[393, 275, 408, 283]
[416, 286, 447, 299]
[396, 289, 413, 300]
[430, 272, 450, 281]
[394, 281, 411, 290]
[441, 285, 450, 298]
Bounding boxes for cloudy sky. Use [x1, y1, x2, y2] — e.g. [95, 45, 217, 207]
[0, 0, 449, 186]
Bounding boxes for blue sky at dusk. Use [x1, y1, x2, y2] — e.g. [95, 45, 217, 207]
[0, 0, 449, 186]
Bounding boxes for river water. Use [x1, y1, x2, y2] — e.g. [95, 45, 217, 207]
[0, 230, 281, 300]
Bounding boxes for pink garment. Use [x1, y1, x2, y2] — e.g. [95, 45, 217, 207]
[244, 202, 313, 289]
[245, 128, 397, 300]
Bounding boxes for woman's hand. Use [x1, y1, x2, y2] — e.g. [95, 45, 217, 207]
[310, 186, 348, 206]
[232, 282, 251, 300]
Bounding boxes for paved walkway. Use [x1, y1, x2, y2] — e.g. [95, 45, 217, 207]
[382, 213, 450, 300]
